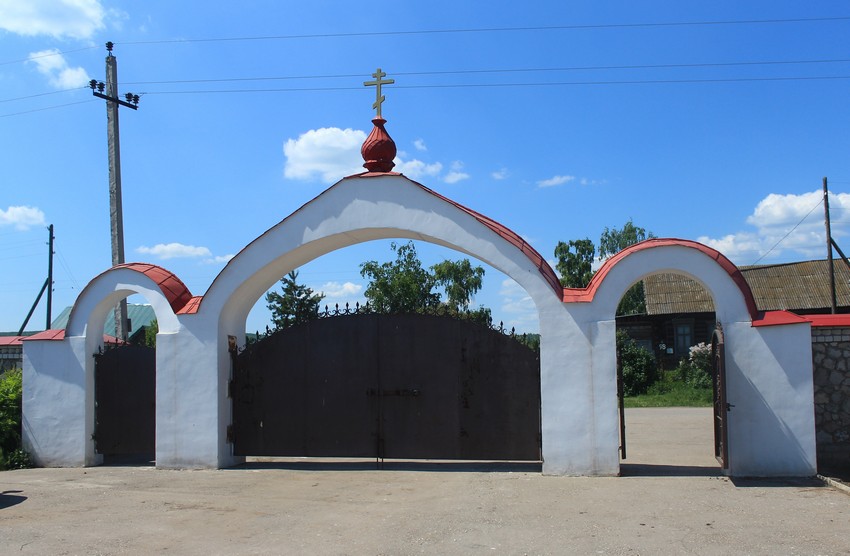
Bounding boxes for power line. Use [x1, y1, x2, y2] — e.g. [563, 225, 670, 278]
[137, 75, 850, 96]
[0, 99, 95, 118]
[5, 56, 848, 103]
[0, 86, 87, 104]
[5, 56, 850, 106]
[0, 45, 99, 67]
[2, 15, 848, 67]
[750, 198, 824, 265]
[117, 16, 850, 46]
[120, 58, 850, 87]
[5, 73, 849, 118]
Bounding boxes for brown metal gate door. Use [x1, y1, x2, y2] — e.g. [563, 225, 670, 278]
[232, 313, 541, 461]
[93, 345, 156, 458]
[711, 326, 729, 469]
[231, 316, 378, 457]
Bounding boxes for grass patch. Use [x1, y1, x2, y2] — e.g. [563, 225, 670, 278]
[624, 382, 712, 408]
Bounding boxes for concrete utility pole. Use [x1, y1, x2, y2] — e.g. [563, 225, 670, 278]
[824, 176, 837, 314]
[90, 42, 139, 341]
[17, 224, 55, 335]
[46, 223, 54, 329]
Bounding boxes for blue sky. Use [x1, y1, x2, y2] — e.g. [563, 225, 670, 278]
[2, 1, 850, 334]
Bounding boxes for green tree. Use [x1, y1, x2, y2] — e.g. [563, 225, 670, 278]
[431, 258, 485, 311]
[142, 319, 158, 348]
[554, 238, 595, 287]
[598, 219, 654, 258]
[265, 270, 325, 330]
[599, 219, 656, 316]
[0, 368, 31, 470]
[617, 330, 657, 396]
[360, 241, 441, 313]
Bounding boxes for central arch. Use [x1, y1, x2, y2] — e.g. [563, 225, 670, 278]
[192, 173, 568, 469]
[201, 174, 564, 335]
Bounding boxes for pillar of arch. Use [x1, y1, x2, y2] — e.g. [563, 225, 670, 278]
[22, 264, 192, 467]
[555, 239, 816, 476]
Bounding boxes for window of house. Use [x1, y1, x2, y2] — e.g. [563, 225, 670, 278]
[674, 321, 693, 356]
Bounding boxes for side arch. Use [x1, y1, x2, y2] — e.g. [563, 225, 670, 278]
[66, 263, 191, 338]
[575, 239, 757, 325]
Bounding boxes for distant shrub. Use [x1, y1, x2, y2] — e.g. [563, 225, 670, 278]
[617, 330, 657, 396]
[676, 342, 713, 389]
[0, 369, 32, 470]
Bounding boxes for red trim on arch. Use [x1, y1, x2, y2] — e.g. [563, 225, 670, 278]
[562, 238, 760, 321]
[112, 263, 195, 313]
[394, 178, 564, 297]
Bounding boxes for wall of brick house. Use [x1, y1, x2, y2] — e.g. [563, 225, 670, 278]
[811, 327, 850, 471]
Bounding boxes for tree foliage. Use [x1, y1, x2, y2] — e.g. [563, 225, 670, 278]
[265, 270, 325, 330]
[431, 258, 485, 310]
[142, 319, 158, 348]
[554, 219, 655, 315]
[360, 241, 441, 313]
[602, 219, 655, 315]
[0, 369, 31, 470]
[360, 241, 489, 324]
[617, 330, 657, 396]
[554, 238, 595, 288]
[599, 219, 655, 258]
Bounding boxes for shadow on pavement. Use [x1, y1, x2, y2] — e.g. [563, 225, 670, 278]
[230, 460, 543, 473]
[730, 476, 826, 488]
[619, 463, 722, 477]
[0, 490, 27, 510]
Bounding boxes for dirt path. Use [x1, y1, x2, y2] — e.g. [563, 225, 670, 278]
[2, 408, 848, 555]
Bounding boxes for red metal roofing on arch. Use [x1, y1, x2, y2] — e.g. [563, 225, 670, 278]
[346, 172, 564, 297]
[562, 238, 761, 320]
[112, 263, 194, 313]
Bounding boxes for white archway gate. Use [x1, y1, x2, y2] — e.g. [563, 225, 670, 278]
[23, 173, 817, 476]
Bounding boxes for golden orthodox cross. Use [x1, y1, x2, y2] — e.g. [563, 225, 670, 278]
[364, 68, 394, 117]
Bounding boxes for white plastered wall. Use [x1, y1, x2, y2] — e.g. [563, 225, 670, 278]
[23, 267, 183, 467]
[576, 244, 816, 476]
[23, 175, 817, 476]
[197, 174, 571, 469]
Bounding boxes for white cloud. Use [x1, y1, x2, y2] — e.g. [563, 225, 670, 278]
[136, 243, 212, 260]
[283, 127, 367, 183]
[204, 254, 235, 264]
[0, 205, 46, 231]
[319, 281, 363, 298]
[28, 49, 90, 89]
[443, 161, 470, 184]
[491, 168, 509, 180]
[698, 189, 850, 265]
[499, 278, 539, 332]
[537, 175, 575, 188]
[413, 138, 427, 151]
[579, 177, 606, 186]
[0, 0, 107, 39]
[394, 158, 442, 179]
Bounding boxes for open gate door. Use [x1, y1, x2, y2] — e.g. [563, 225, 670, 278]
[711, 326, 729, 469]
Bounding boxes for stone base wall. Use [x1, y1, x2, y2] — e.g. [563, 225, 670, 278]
[811, 327, 850, 472]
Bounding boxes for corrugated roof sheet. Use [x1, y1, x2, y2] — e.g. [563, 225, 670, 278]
[644, 259, 850, 315]
[50, 304, 156, 337]
[644, 273, 714, 315]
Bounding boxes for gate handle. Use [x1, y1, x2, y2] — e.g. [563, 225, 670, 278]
[726, 403, 735, 411]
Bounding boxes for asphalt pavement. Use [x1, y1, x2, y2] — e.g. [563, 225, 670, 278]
[1, 407, 848, 555]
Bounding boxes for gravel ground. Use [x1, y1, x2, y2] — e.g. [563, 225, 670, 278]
[1, 408, 848, 555]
